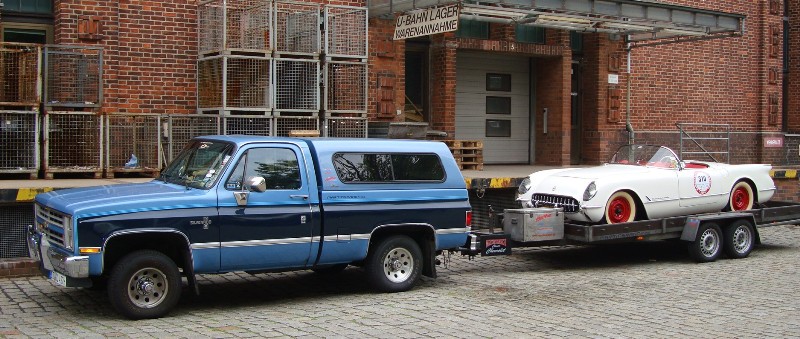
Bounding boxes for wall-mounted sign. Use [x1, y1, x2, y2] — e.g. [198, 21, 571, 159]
[394, 4, 460, 40]
[764, 136, 784, 148]
[608, 74, 619, 84]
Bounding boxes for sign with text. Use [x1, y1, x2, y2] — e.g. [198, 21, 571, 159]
[394, 4, 460, 40]
[764, 136, 784, 148]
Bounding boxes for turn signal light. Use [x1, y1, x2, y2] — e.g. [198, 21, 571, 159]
[79, 247, 101, 254]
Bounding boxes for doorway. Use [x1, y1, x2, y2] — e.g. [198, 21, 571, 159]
[404, 39, 429, 122]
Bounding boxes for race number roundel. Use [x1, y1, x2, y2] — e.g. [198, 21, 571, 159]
[693, 171, 712, 195]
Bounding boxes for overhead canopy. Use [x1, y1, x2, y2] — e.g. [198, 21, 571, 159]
[369, 0, 746, 46]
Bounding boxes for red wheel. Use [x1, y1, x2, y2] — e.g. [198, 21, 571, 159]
[729, 181, 754, 211]
[605, 191, 636, 224]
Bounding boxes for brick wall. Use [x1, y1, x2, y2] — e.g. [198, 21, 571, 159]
[55, 0, 198, 114]
[789, 0, 800, 133]
[368, 17, 404, 122]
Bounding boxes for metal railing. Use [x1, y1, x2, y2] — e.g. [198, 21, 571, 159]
[677, 123, 730, 163]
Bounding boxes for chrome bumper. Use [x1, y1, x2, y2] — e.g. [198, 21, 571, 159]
[27, 225, 89, 279]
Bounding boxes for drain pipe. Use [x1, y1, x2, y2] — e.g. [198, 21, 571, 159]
[625, 41, 635, 145]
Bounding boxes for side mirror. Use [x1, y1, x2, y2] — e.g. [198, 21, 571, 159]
[678, 161, 686, 170]
[247, 176, 267, 193]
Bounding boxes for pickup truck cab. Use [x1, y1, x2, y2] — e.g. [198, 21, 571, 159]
[28, 136, 472, 319]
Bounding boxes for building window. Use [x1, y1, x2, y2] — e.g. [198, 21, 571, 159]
[2, 24, 50, 43]
[515, 25, 545, 44]
[486, 119, 511, 137]
[570, 31, 583, 52]
[2, 0, 53, 14]
[486, 96, 511, 114]
[486, 73, 511, 92]
[455, 19, 489, 39]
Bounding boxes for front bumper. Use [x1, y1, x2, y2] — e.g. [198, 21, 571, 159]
[27, 225, 91, 287]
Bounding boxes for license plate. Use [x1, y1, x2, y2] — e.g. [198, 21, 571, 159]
[50, 271, 67, 287]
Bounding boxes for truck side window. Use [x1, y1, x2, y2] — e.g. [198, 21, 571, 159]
[332, 153, 444, 183]
[226, 148, 301, 190]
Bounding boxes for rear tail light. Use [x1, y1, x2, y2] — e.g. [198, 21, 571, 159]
[465, 210, 472, 230]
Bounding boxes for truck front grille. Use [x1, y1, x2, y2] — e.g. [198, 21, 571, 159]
[531, 194, 580, 213]
[35, 204, 70, 249]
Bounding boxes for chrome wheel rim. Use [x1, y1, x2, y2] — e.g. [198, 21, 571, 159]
[699, 228, 720, 258]
[383, 247, 414, 283]
[127, 268, 169, 309]
[731, 226, 752, 254]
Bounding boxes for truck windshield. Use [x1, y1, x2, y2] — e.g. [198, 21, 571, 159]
[157, 140, 234, 189]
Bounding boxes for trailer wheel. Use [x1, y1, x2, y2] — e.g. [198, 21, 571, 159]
[688, 222, 723, 262]
[723, 220, 755, 259]
[727, 181, 754, 211]
[604, 191, 636, 224]
[365, 235, 422, 293]
[107, 250, 182, 319]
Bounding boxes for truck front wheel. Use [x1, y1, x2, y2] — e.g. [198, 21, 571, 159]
[688, 222, 723, 262]
[366, 235, 422, 293]
[107, 250, 182, 319]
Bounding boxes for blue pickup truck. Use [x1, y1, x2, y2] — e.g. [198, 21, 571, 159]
[28, 136, 472, 319]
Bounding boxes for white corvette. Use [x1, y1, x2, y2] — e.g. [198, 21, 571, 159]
[517, 145, 776, 224]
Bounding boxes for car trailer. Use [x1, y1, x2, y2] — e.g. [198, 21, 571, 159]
[460, 201, 800, 262]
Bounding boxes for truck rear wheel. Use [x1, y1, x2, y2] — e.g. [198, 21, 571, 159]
[688, 222, 723, 262]
[366, 235, 422, 293]
[723, 220, 755, 259]
[107, 250, 182, 319]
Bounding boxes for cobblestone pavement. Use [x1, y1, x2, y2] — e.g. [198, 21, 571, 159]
[2, 225, 799, 338]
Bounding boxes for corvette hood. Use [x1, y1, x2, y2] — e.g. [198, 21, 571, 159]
[34, 181, 214, 218]
[545, 164, 651, 180]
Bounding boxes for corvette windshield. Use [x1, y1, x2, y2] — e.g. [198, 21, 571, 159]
[609, 145, 679, 168]
[157, 140, 234, 189]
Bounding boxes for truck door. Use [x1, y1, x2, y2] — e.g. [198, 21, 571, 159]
[217, 144, 314, 271]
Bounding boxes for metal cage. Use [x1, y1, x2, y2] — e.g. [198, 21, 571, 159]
[324, 60, 367, 115]
[43, 112, 103, 177]
[198, 55, 272, 114]
[222, 114, 273, 136]
[275, 1, 321, 55]
[163, 114, 221, 162]
[324, 5, 368, 58]
[199, 0, 273, 55]
[275, 116, 319, 136]
[325, 117, 367, 138]
[275, 58, 320, 113]
[0, 42, 41, 107]
[0, 111, 39, 176]
[105, 114, 162, 175]
[43, 45, 103, 109]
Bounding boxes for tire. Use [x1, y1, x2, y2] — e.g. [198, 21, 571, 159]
[107, 250, 182, 319]
[688, 222, 723, 262]
[311, 264, 348, 275]
[723, 220, 755, 259]
[728, 181, 754, 211]
[604, 191, 636, 224]
[365, 235, 422, 293]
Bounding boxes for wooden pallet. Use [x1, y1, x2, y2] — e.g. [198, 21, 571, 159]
[443, 140, 484, 171]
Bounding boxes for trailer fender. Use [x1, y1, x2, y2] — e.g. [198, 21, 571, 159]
[680, 213, 757, 242]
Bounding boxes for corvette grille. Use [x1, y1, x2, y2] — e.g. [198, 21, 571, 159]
[531, 194, 580, 213]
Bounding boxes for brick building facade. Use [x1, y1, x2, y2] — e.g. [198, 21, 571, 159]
[0, 0, 795, 167]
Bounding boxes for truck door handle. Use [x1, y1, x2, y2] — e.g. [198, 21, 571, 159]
[290, 194, 309, 200]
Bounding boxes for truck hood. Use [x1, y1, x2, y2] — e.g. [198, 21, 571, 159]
[35, 181, 214, 218]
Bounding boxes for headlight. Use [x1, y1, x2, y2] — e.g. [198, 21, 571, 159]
[518, 177, 532, 194]
[583, 182, 597, 201]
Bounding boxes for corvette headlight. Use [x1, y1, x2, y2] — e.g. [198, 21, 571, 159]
[518, 178, 531, 194]
[583, 182, 597, 201]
